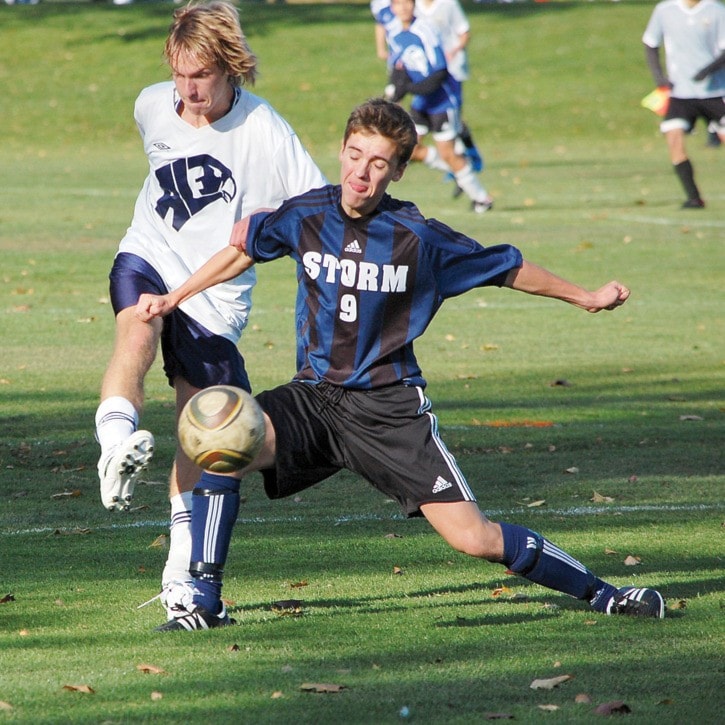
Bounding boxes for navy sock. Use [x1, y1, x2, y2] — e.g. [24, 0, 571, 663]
[500, 522, 615, 605]
[189, 472, 240, 614]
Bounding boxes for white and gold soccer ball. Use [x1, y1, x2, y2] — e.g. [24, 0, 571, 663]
[178, 385, 266, 473]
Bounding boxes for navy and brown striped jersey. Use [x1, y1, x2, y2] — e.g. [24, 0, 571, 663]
[246, 185, 522, 389]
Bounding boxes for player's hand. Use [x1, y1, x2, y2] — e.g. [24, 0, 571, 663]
[586, 281, 630, 313]
[135, 293, 175, 321]
[230, 210, 274, 252]
[386, 66, 410, 103]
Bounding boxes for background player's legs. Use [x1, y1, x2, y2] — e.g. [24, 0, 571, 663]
[664, 127, 704, 207]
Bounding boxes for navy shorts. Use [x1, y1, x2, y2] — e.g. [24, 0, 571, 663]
[255, 381, 477, 517]
[108, 252, 250, 391]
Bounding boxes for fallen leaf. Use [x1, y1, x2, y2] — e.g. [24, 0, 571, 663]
[1, 594, 15, 604]
[151, 691, 163, 701]
[530, 674, 574, 690]
[604, 548, 618, 555]
[492, 586, 514, 598]
[148, 534, 168, 549]
[63, 684, 95, 694]
[594, 700, 631, 715]
[137, 664, 167, 675]
[538, 704, 560, 711]
[679, 415, 703, 421]
[575, 693, 593, 704]
[271, 691, 284, 699]
[526, 499, 546, 508]
[623, 555, 642, 566]
[289, 580, 308, 589]
[484, 714, 514, 720]
[227, 644, 241, 652]
[271, 600, 303, 616]
[393, 566, 404, 575]
[299, 682, 346, 693]
[550, 379, 572, 387]
[591, 491, 614, 503]
[385, 533, 402, 539]
[0, 701, 13, 712]
[667, 599, 687, 610]
[565, 467, 579, 475]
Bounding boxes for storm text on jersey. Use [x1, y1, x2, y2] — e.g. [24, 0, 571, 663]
[303, 251, 409, 294]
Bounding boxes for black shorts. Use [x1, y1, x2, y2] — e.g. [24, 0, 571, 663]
[409, 107, 460, 141]
[662, 96, 725, 133]
[255, 381, 476, 517]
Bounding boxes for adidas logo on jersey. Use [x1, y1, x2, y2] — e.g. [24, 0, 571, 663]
[344, 239, 363, 254]
[432, 476, 453, 494]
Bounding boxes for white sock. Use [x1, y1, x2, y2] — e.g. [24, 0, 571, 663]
[454, 163, 489, 203]
[424, 147, 451, 173]
[162, 491, 193, 586]
[95, 396, 138, 460]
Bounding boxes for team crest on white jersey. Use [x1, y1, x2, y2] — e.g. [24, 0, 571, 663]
[432, 476, 453, 494]
[154, 154, 237, 231]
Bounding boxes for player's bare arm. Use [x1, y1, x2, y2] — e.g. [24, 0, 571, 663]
[504, 260, 630, 313]
[135, 245, 255, 322]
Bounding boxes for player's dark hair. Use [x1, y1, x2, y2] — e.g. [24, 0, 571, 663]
[165, 0, 257, 88]
[344, 99, 418, 166]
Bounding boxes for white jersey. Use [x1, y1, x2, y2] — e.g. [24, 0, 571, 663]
[119, 82, 327, 341]
[642, 0, 725, 99]
[415, 0, 470, 82]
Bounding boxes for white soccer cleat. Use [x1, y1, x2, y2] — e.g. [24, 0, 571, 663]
[98, 430, 154, 512]
[160, 579, 197, 621]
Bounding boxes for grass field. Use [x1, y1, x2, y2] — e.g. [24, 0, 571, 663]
[1, 1, 723, 723]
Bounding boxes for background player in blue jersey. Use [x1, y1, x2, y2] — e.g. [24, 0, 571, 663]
[95, 0, 326, 621]
[642, 0, 725, 208]
[137, 98, 665, 631]
[384, 0, 492, 212]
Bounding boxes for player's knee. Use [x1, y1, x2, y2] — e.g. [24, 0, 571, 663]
[447, 522, 503, 561]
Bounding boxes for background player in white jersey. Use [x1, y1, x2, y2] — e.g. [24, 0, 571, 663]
[136, 98, 665, 631]
[385, 0, 493, 212]
[94, 0, 326, 619]
[642, 0, 725, 208]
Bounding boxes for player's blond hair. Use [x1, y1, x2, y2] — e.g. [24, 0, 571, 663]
[164, 1, 257, 87]
[344, 98, 418, 166]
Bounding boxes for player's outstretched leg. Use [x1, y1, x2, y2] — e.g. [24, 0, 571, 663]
[155, 471, 239, 631]
[500, 523, 665, 618]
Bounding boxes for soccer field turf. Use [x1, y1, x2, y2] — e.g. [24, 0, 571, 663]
[1, 2, 723, 722]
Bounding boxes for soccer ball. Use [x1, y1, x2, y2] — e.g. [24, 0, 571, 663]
[178, 385, 266, 473]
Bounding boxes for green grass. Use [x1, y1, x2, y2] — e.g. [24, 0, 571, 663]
[1, 1, 723, 723]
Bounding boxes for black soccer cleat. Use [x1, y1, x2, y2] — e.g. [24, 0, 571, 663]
[682, 198, 705, 209]
[154, 605, 235, 632]
[606, 586, 665, 618]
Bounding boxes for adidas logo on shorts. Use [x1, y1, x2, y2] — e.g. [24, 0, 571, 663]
[432, 476, 453, 494]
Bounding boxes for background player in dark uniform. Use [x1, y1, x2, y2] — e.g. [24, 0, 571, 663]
[137, 98, 665, 631]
